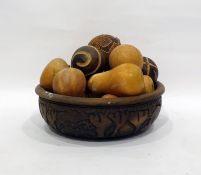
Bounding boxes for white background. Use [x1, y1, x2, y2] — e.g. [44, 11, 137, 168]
[0, 0, 201, 174]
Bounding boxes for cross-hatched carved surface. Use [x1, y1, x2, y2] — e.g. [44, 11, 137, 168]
[39, 97, 162, 139]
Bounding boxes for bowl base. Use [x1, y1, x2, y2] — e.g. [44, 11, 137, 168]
[39, 96, 162, 140]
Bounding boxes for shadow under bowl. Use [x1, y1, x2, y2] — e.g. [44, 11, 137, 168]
[35, 82, 165, 140]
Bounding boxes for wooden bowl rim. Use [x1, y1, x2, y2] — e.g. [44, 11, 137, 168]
[35, 81, 165, 106]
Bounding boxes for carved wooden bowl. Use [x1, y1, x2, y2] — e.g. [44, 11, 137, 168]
[35, 82, 165, 140]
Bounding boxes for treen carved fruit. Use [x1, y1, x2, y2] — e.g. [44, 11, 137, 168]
[53, 68, 86, 97]
[109, 44, 143, 69]
[40, 58, 69, 91]
[102, 94, 118, 99]
[143, 75, 154, 93]
[142, 57, 158, 85]
[88, 34, 121, 69]
[71, 46, 105, 77]
[88, 63, 145, 96]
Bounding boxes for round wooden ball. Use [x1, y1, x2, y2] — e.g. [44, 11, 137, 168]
[88, 34, 121, 69]
[142, 57, 158, 84]
[71, 46, 105, 77]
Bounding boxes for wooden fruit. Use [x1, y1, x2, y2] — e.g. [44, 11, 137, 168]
[53, 68, 86, 97]
[71, 46, 105, 77]
[142, 57, 158, 85]
[40, 58, 69, 91]
[88, 34, 121, 69]
[102, 94, 118, 99]
[143, 75, 154, 93]
[88, 63, 145, 96]
[109, 44, 143, 69]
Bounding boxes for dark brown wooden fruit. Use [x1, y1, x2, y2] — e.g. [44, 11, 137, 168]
[35, 82, 165, 140]
[89, 34, 121, 70]
[71, 46, 106, 77]
[142, 57, 158, 85]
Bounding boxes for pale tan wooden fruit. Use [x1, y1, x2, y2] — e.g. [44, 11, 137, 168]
[102, 94, 118, 99]
[109, 44, 143, 69]
[143, 75, 154, 93]
[88, 63, 145, 96]
[40, 58, 69, 91]
[53, 68, 86, 97]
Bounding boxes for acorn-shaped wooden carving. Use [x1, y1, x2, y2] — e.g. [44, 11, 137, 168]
[71, 46, 105, 77]
[88, 34, 121, 69]
[142, 57, 158, 85]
